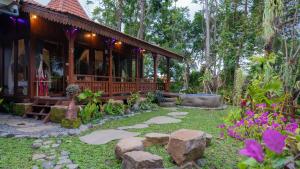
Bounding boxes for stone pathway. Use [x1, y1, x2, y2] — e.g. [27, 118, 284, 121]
[80, 110, 189, 145]
[144, 116, 181, 125]
[167, 112, 189, 118]
[31, 139, 78, 169]
[117, 124, 149, 130]
[79, 129, 140, 145]
[0, 113, 88, 138]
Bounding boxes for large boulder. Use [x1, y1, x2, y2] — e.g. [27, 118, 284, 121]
[167, 129, 206, 165]
[115, 137, 145, 160]
[143, 133, 170, 147]
[122, 151, 164, 169]
[180, 94, 222, 108]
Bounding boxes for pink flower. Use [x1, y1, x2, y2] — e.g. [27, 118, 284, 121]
[281, 117, 287, 122]
[239, 139, 264, 163]
[285, 123, 298, 133]
[270, 122, 280, 129]
[256, 103, 266, 109]
[290, 118, 296, 123]
[245, 110, 254, 117]
[218, 124, 226, 129]
[263, 129, 286, 154]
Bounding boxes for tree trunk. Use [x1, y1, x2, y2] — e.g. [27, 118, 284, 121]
[137, 0, 146, 40]
[116, 0, 123, 31]
[205, 0, 210, 67]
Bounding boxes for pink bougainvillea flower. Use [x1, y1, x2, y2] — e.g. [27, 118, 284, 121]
[217, 124, 226, 129]
[270, 122, 280, 129]
[271, 103, 277, 109]
[235, 119, 245, 127]
[245, 110, 254, 117]
[239, 139, 264, 163]
[285, 123, 298, 133]
[263, 129, 286, 154]
[290, 118, 296, 123]
[281, 117, 287, 122]
[256, 103, 266, 109]
[273, 113, 278, 117]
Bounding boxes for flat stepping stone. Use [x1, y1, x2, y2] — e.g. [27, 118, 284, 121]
[167, 112, 188, 118]
[117, 124, 149, 130]
[17, 125, 55, 133]
[144, 116, 181, 125]
[122, 151, 164, 169]
[144, 133, 170, 147]
[115, 137, 145, 160]
[79, 129, 140, 145]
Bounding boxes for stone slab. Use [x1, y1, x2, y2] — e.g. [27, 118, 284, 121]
[79, 129, 140, 145]
[122, 151, 164, 169]
[17, 125, 55, 133]
[144, 116, 181, 125]
[115, 137, 145, 160]
[167, 112, 188, 118]
[117, 124, 149, 130]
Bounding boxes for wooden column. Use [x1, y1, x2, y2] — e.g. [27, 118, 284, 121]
[152, 53, 158, 83]
[135, 49, 140, 92]
[66, 28, 77, 85]
[28, 36, 36, 98]
[108, 42, 113, 97]
[140, 53, 144, 79]
[166, 57, 170, 92]
[0, 43, 3, 88]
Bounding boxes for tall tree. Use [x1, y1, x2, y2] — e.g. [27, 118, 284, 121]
[137, 0, 146, 39]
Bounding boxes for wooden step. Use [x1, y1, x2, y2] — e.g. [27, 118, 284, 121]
[32, 104, 51, 108]
[25, 112, 48, 116]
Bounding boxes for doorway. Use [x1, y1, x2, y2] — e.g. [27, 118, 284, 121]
[36, 40, 65, 96]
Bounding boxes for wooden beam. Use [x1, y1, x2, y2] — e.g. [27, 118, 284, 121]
[140, 53, 144, 79]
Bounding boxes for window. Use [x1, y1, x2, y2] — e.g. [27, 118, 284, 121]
[16, 39, 28, 96]
[94, 50, 103, 75]
[3, 43, 14, 95]
[74, 45, 90, 75]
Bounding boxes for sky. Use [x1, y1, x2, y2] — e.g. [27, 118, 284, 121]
[36, 0, 201, 19]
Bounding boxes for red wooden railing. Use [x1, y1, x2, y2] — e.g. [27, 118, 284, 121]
[74, 74, 166, 95]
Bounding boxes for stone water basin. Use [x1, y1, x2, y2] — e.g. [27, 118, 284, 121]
[179, 94, 222, 108]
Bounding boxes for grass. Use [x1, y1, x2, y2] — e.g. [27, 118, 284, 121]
[0, 138, 34, 169]
[0, 107, 242, 169]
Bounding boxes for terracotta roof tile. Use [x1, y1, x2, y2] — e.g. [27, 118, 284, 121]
[47, 0, 89, 19]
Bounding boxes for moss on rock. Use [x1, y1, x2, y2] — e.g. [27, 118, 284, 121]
[13, 103, 32, 116]
[49, 106, 67, 123]
[61, 118, 81, 129]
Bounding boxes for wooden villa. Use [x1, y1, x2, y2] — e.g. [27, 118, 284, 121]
[0, 0, 183, 104]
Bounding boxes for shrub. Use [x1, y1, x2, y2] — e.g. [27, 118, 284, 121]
[104, 99, 125, 115]
[128, 92, 140, 107]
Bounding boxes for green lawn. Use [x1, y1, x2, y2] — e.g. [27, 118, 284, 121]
[0, 107, 242, 169]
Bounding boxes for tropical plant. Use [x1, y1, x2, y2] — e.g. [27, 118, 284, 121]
[77, 89, 102, 105]
[104, 99, 125, 115]
[127, 92, 140, 107]
[79, 103, 101, 124]
[77, 89, 103, 123]
[247, 54, 285, 106]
